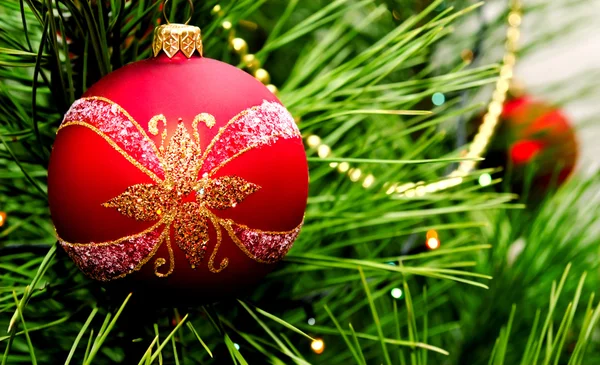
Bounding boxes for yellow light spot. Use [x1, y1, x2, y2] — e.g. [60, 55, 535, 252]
[396, 183, 415, 194]
[254, 68, 271, 84]
[231, 38, 248, 55]
[492, 90, 506, 104]
[503, 53, 516, 66]
[306, 135, 321, 148]
[222, 21, 232, 30]
[242, 54, 260, 71]
[427, 237, 440, 250]
[488, 101, 503, 117]
[507, 27, 521, 43]
[482, 114, 497, 127]
[156, 209, 162, 215]
[500, 65, 513, 79]
[438, 179, 450, 190]
[266, 84, 278, 95]
[317, 144, 331, 158]
[362, 174, 375, 188]
[508, 13, 521, 27]
[338, 162, 350, 173]
[385, 183, 398, 195]
[311, 339, 325, 354]
[449, 177, 463, 186]
[425, 183, 437, 193]
[329, 162, 338, 168]
[349, 168, 362, 182]
[211, 5, 222, 14]
[0, 211, 6, 227]
[497, 79, 509, 93]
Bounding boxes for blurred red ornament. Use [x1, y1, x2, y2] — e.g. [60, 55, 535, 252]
[479, 95, 578, 193]
[500, 96, 578, 185]
[48, 24, 308, 302]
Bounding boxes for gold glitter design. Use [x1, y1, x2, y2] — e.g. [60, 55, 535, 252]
[57, 98, 302, 280]
[103, 183, 176, 221]
[163, 122, 202, 195]
[174, 202, 209, 269]
[154, 233, 175, 277]
[148, 115, 162, 136]
[101, 116, 262, 276]
[207, 211, 228, 273]
[202, 176, 260, 210]
[192, 113, 216, 147]
[148, 114, 168, 153]
[193, 113, 216, 129]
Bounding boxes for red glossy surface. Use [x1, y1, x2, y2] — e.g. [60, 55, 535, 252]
[48, 54, 308, 300]
[510, 139, 543, 165]
[501, 96, 578, 184]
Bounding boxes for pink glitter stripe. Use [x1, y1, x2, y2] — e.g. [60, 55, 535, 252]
[231, 223, 302, 263]
[59, 225, 164, 281]
[62, 97, 165, 180]
[200, 100, 301, 175]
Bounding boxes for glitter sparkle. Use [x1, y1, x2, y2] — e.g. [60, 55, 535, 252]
[57, 98, 303, 281]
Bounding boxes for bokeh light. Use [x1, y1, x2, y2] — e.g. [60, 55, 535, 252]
[391, 288, 403, 299]
[311, 339, 325, 354]
[432, 92, 446, 106]
[479, 173, 492, 186]
[426, 230, 440, 250]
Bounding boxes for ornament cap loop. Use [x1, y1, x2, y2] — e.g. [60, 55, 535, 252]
[162, 0, 194, 25]
[152, 24, 203, 59]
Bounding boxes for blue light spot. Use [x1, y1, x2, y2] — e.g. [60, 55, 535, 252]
[432, 92, 445, 106]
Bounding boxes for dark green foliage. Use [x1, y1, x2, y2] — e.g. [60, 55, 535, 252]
[0, 1, 598, 364]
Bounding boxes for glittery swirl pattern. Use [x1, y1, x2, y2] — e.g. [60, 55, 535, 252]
[56, 98, 304, 281]
[58, 97, 165, 183]
[59, 223, 166, 281]
[200, 100, 301, 176]
[222, 220, 303, 263]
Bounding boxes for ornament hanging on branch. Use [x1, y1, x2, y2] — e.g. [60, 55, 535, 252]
[481, 94, 578, 192]
[48, 2, 308, 301]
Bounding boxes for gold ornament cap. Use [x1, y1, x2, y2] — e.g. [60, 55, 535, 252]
[152, 23, 203, 58]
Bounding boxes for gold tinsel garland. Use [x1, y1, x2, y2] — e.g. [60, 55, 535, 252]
[215, 0, 522, 198]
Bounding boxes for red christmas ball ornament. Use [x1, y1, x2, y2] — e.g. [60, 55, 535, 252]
[500, 96, 578, 185]
[48, 23, 308, 301]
